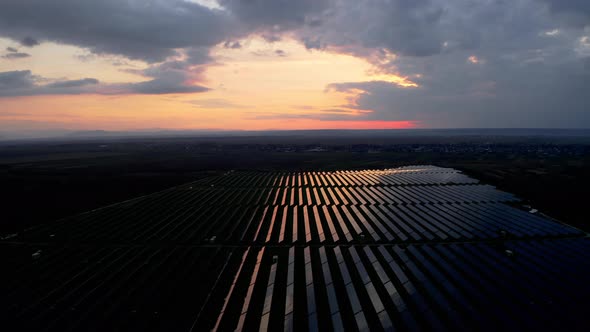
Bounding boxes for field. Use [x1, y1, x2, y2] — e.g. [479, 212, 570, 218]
[1, 165, 588, 331]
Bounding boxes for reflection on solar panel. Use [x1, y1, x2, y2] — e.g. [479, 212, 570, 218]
[1, 165, 588, 331]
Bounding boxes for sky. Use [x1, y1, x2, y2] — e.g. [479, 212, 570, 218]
[0, 0, 589, 137]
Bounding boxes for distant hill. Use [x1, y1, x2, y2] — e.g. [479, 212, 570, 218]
[2, 128, 590, 142]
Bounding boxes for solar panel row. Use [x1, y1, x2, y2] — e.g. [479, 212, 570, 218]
[20, 167, 529, 245]
[21, 201, 576, 245]
[1, 166, 588, 331]
[207, 239, 590, 331]
[184, 167, 478, 188]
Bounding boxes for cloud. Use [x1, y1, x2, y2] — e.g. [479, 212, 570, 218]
[0, 0, 235, 63]
[2, 44, 31, 58]
[0, 69, 209, 97]
[0, 70, 100, 96]
[326, 80, 422, 121]
[223, 0, 448, 57]
[0, 1, 585, 68]
[543, 0, 590, 27]
[20, 36, 40, 47]
[325, 54, 590, 127]
[126, 76, 209, 95]
[2, 52, 31, 59]
[293, 0, 557, 64]
[290, 0, 587, 127]
[119, 54, 212, 94]
[0, 70, 35, 90]
[220, 0, 589, 67]
[223, 41, 242, 49]
[467, 55, 480, 64]
[250, 48, 289, 57]
[45, 78, 99, 88]
[220, 0, 332, 29]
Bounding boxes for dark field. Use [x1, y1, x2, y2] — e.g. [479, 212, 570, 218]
[1, 131, 590, 233]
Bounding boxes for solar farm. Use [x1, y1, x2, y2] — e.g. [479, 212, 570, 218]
[1, 165, 589, 331]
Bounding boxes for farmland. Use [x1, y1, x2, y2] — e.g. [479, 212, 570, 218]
[1, 165, 588, 331]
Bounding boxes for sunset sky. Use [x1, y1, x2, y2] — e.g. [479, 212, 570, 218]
[1, 0, 589, 137]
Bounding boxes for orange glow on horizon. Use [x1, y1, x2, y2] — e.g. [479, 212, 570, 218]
[241, 119, 420, 131]
[0, 37, 422, 133]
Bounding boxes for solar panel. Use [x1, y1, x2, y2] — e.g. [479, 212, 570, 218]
[1, 165, 588, 331]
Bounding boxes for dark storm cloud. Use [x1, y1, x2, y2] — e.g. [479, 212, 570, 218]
[293, 0, 568, 60]
[222, 0, 449, 57]
[543, 0, 590, 26]
[6, 47, 18, 53]
[327, 55, 590, 127]
[219, 0, 572, 60]
[0, 0, 571, 64]
[327, 0, 446, 57]
[545, 0, 590, 14]
[220, 0, 332, 29]
[296, 0, 590, 127]
[0, 0, 234, 63]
